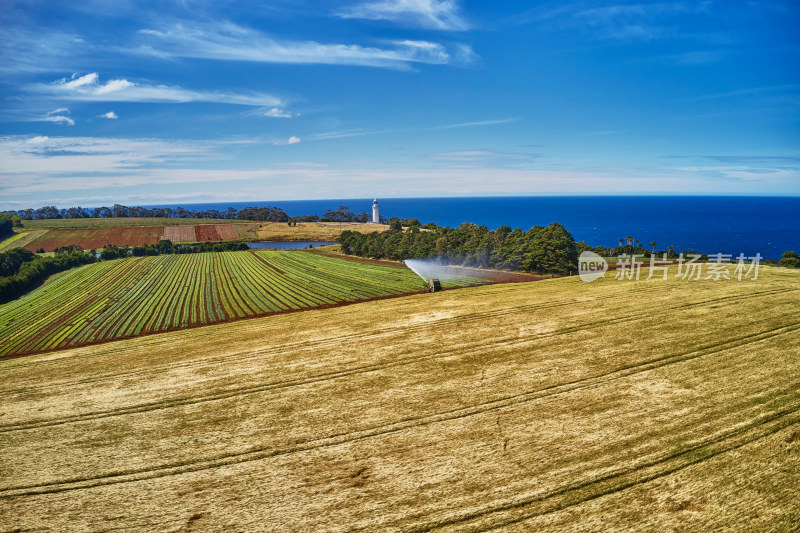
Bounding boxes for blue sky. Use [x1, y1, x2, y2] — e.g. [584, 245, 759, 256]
[1, 0, 798, 209]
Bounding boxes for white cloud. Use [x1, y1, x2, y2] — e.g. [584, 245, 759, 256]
[6, 160, 796, 203]
[135, 22, 474, 69]
[273, 136, 301, 145]
[0, 27, 90, 74]
[99, 111, 118, 119]
[38, 73, 283, 106]
[42, 116, 75, 126]
[38, 108, 75, 126]
[337, 0, 469, 30]
[1, 134, 798, 206]
[263, 107, 293, 118]
[0, 135, 215, 178]
[63, 73, 99, 89]
[311, 128, 399, 140]
[94, 79, 135, 94]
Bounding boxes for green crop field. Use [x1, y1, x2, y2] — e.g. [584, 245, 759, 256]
[0, 250, 487, 357]
[0, 266, 797, 531]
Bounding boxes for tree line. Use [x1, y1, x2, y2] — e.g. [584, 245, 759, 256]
[2, 204, 380, 223]
[0, 248, 97, 303]
[99, 240, 249, 259]
[0, 214, 20, 239]
[338, 222, 579, 275]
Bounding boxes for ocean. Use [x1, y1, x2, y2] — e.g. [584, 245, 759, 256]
[152, 196, 799, 260]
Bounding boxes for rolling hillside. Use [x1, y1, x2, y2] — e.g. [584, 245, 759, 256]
[1, 266, 797, 531]
[0, 250, 489, 357]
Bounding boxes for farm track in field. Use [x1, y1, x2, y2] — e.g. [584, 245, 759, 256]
[2, 312, 796, 436]
[1, 284, 792, 394]
[401, 405, 800, 532]
[3, 266, 799, 531]
[1, 318, 796, 498]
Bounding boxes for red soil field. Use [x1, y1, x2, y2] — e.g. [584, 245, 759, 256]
[215, 224, 240, 240]
[194, 225, 222, 241]
[23, 227, 165, 252]
[162, 226, 196, 243]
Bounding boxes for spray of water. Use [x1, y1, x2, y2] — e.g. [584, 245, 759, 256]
[404, 258, 468, 285]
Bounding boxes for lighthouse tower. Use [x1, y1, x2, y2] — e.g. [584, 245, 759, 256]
[372, 199, 380, 224]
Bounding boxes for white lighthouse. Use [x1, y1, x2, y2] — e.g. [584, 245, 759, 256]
[372, 198, 380, 224]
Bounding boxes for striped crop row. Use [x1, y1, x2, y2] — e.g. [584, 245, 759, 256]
[0, 250, 488, 357]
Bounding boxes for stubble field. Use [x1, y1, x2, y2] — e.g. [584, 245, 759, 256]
[0, 266, 798, 531]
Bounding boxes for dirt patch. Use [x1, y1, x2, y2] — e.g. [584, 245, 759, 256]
[215, 225, 240, 240]
[195, 225, 222, 242]
[162, 226, 196, 243]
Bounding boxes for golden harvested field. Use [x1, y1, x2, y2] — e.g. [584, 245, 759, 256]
[249, 221, 390, 242]
[1, 266, 798, 531]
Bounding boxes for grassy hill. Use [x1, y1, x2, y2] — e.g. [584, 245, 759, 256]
[0, 250, 490, 357]
[1, 266, 797, 530]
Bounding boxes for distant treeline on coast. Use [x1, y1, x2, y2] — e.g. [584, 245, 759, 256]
[1, 204, 378, 224]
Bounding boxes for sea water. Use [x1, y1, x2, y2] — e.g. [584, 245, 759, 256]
[150, 196, 799, 260]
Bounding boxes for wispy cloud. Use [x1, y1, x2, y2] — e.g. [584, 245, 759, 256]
[675, 165, 797, 182]
[687, 84, 800, 101]
[662, 153, 800, 182]
[336, 0, 470, 30]
[426, 149, 539, 165]
[311, 128, 399, 140]
[262, 107, 294, 118]
[2, 134, 798, 205]
[666, 50, 721, 65]
[511, 2, 709, 42]
[435, 118, 517, 129]
[0, 135, 221, 189]
[99, 111, 119, 119]
[663, 154, 800, 165]
[37, 108, 75, 126]
[135, 21, 474, 69]
[578, 129, 621, 137]
[699, 155, 800, 165]
[0, 27, 89, 74]
[35, 72, 283, 106]
[273, 136, 301, 146]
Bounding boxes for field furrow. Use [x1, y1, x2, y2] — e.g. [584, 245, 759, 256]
[0, 250, 448, 357]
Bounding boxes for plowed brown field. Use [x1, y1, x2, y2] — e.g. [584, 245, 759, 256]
[194, 225, 222, 241]
[23, 227, 165, 252]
